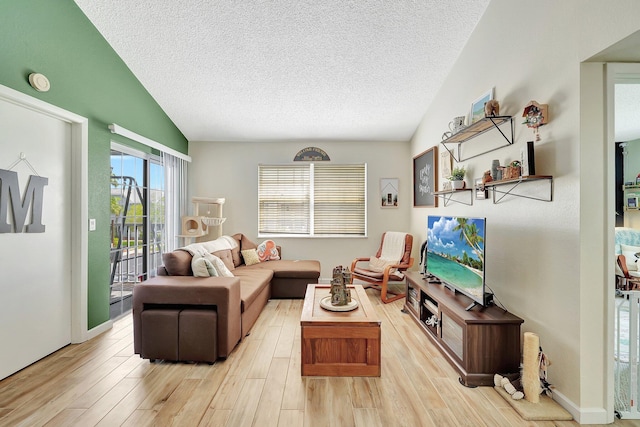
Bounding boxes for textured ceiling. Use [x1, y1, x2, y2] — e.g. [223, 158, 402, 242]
[75, 0, 490, 142]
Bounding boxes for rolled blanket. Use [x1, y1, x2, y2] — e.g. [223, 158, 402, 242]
[180, 235, 237, 256]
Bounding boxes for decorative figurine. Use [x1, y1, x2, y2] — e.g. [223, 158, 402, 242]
[330, 265, 352, 306]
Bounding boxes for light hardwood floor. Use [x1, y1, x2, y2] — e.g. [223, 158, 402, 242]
[0, 289, 637, 427]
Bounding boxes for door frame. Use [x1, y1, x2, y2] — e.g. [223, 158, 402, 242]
[0, 83, 90, 343]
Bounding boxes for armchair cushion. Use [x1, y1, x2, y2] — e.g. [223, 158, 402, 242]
[369, 256, 398, 274]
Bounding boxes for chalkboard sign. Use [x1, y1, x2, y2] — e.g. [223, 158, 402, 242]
[413, 146, 438, 207]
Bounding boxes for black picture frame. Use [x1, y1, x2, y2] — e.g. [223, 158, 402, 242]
[475, 177, 487, 200]
[413, 146, 438, 207]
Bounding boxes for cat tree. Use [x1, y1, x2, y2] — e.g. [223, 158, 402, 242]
[178, 197, 226, 244]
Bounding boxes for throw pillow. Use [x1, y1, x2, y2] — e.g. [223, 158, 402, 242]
[192, 256, 218, 277]
[241, 248, 261, 266]
[257, 239, 280, 262]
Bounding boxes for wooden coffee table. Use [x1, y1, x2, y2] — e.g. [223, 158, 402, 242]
[300, 284, 381, 376]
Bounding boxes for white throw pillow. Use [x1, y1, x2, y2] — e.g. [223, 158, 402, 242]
[192, 256, 218, 277]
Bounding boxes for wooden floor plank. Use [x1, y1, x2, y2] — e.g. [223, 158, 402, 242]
[225, 378, 265, 427]
[277, 409, 304, 427]
[252, 357, 289, 427]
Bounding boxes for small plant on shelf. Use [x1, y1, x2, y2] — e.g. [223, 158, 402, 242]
[449, 166, 466, 189]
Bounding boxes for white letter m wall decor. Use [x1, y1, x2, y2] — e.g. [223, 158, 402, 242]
[0, 168, 48, 233]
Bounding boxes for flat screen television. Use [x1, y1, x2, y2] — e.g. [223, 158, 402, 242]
[426, 215, 491, 310]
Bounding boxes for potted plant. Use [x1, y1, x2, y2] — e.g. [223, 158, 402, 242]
[449, 166, 466, 189]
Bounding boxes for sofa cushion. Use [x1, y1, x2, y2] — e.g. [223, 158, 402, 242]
[241, 259, 320, 279]
[232, 233, 258, 267]
[213, 249, 235, 272]
[162, 250, 193, 276]
[232, 268, 273, 312]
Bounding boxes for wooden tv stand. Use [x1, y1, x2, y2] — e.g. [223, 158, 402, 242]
[404, 271, 523, 387]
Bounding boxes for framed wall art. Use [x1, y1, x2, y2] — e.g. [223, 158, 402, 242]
[470, 87, 494, 124]
[380, 178, 399, 208]
[413, 146, 438, 207]
[440, 150, 452, 185]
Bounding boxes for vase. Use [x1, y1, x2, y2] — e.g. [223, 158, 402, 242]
[452, 180, 465, 190]
[491, 160, 500, 180]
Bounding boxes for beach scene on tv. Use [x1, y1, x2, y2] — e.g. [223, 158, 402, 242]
[426, 216, 485, 299]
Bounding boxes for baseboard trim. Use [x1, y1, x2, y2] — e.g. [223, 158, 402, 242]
[552, 389, 610, 424]
[83, 320, 113, 342]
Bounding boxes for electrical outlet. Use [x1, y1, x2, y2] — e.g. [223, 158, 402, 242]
[89, 218, 96, 231]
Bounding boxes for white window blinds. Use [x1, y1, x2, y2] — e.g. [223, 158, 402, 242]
[258, 163, 366, 237]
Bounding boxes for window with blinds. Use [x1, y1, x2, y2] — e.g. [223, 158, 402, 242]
[258, 163, 366, 237]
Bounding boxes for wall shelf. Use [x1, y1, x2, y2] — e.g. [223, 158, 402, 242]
[432, 188, 473, 206]
[484, 175, 553, 203]
[440, 116, 514, 162]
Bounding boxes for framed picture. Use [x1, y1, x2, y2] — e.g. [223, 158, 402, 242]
[440, 151, 452, 185]
[469, 87, 494, 124]
[413, 146, 438, 207]
[475, 177, 487, 200]
[380, 178, 399, 208]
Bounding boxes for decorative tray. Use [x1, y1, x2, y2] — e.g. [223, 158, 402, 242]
[319, 295, 359, 312]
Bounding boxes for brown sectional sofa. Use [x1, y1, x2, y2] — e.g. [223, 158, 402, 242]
[133, 233, 320, 363]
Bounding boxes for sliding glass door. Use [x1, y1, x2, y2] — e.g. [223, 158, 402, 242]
[109, 146, 165, 320]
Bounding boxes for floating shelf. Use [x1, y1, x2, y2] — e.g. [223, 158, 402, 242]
[440, 116, 514, 162]
[432, 188, 473, 206]
[483, 175, 553, 203]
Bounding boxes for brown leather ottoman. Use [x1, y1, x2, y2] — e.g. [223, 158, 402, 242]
[139, 307, 218, 363]
[140, 309, 179, 361]
[179, 308, 218, 363]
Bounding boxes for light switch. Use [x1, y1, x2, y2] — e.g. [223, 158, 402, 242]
[89, 218, 96, 231]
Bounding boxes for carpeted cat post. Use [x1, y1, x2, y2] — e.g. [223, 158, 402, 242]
[493, 331, 572, 421]
[522, 332, 541, 403]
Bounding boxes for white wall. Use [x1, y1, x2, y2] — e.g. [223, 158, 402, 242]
[410, 0, 640, 422]
[189, 140, 411, 278]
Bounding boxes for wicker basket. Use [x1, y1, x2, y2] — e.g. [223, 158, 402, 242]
[502, 166, 521, 180]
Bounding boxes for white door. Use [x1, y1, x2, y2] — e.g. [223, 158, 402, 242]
[0, 97, 73, 380]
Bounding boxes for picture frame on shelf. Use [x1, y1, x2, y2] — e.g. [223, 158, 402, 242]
[470, 87, 494, 124]
[413, 146, 438, 207]
[475, 177, 487, 200]
[380, 178, 399, 208]
[628, 196, 638, 209]
[440, 151, 452, 186]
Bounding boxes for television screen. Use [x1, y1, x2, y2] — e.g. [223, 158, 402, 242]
[426, 216, 486, 306]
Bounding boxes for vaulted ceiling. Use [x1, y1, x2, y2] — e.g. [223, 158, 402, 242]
[75, 0, 491, 142]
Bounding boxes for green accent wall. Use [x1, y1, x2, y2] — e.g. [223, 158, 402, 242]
[0, 0, 189, 329]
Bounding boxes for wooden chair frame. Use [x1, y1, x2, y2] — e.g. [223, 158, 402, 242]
[350, 233, 414, 304]
[617, 254, 640, 291]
